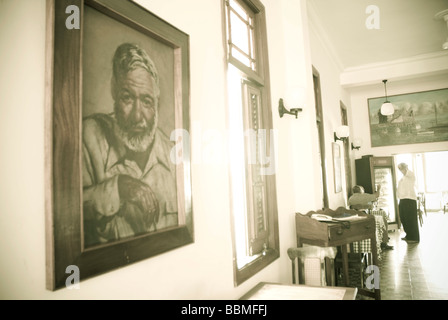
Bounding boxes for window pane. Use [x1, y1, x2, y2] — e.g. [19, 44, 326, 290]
[249, 93, 267, 238]
[231, 46, 251, 67]
[230, 11, 249, 56]
[230, 0, 248, 20]
[425, 151, 448, 192]
[227, 0, 257, 71]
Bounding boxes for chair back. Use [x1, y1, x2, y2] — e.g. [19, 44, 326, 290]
[287, 246, 337, 286]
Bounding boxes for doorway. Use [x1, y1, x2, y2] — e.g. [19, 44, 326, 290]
[394, 150, 448, 211]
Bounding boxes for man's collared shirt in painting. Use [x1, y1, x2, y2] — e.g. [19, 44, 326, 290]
[82, 113, 177, 247]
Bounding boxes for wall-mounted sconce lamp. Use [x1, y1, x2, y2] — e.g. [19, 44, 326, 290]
[279, 86, 305, 119]
[278, 98, 302, 119]
[351, 138, 362, 150]
[334, 125, 349, 142]
[380, 79, 395, 116]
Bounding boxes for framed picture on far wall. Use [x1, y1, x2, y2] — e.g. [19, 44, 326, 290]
[367, 88, 448, 147]
[45, 0, 192, 290]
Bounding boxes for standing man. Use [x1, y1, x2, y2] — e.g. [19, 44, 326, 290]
[82, 43, 178, 247]
[397, 163, 419, 243]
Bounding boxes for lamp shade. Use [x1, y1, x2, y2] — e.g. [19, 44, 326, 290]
[352, 138, 362, 148]
[381, 102, 394, 116]
[443, 38, 448, 50]
[335, 125, 350, 139]
[283, 85, 305, 108]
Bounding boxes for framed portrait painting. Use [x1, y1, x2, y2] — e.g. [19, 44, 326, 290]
[45, 0, 192, 290]
[368, 88, 448, 147]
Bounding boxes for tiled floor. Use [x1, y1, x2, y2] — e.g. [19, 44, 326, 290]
[367, 211, 448, 300]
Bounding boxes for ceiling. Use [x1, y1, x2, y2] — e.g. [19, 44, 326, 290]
[308, 0, 448, 70]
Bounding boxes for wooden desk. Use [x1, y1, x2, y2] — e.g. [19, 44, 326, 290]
[295, 207, 381, 300]
[240, 282, 357, 300]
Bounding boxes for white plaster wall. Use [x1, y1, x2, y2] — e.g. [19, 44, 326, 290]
[0, 0, 321, 299]
[267, 0, 323, 286]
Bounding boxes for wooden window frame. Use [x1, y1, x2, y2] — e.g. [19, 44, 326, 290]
[223, 0, 279, 286]
[313, 66, 329, 209]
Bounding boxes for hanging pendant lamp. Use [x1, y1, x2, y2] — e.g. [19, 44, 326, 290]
[381, 79, 394, 116]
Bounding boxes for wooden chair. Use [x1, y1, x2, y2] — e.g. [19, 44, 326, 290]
[287, 246, 337, 286]
[417, 192, 426, 226]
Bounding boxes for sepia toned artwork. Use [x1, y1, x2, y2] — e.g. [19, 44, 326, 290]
[45, 0, 192, 290]
[368, 88, 448, 147]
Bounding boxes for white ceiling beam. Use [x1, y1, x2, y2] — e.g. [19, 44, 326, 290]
[340, 51, 448, 88]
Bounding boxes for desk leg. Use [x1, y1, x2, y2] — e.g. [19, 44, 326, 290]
[325, 257, 335, 286]
[370, 236, 381, 300]
[341, 244, 350, 287]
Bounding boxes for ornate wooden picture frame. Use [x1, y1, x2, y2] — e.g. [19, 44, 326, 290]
[45, 0, 192, 290]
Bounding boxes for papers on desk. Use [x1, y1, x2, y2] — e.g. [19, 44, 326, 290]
[310, 214, 333, 222]
[333, 213, 366, 221]
[311, 213, 366, 222]
[246, 283, 349, 300]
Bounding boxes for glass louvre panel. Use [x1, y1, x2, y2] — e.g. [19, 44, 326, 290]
[243, 83, 268, 255]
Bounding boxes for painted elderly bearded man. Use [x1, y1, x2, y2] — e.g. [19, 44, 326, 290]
[82, 43, 178, 247]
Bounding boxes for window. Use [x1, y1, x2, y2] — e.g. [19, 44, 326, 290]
[423, 151, 448, 193]
[223, 0, 279, 285]
[395, 151, 448, 210]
